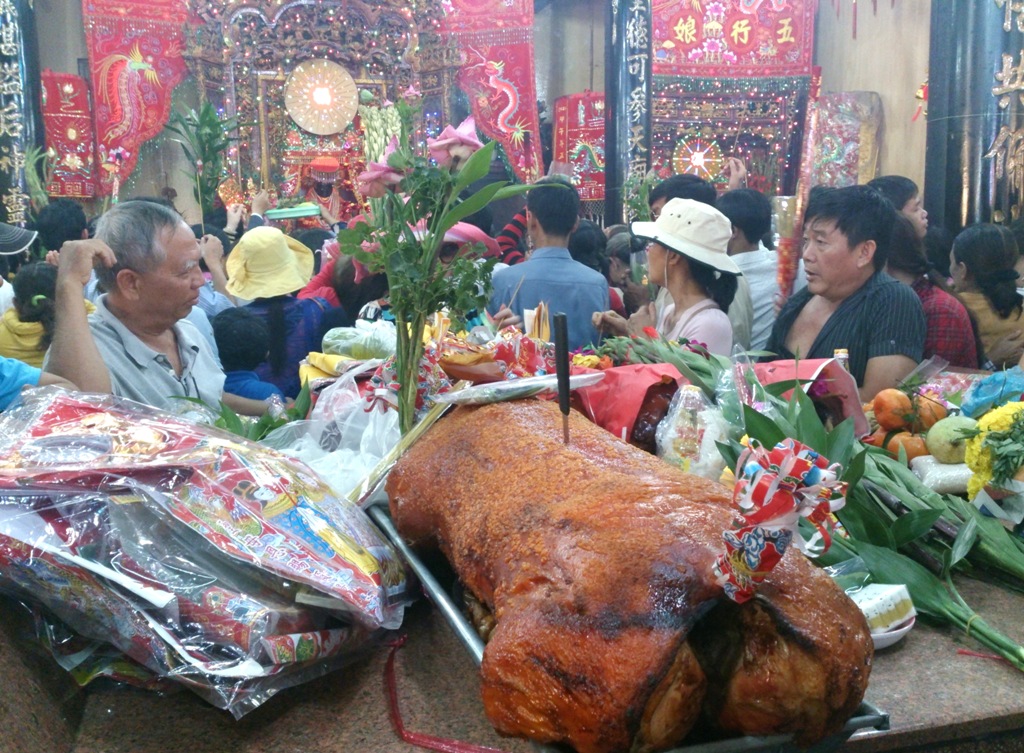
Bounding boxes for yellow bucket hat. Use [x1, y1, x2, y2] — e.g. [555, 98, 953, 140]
[226, 226, 314, 299]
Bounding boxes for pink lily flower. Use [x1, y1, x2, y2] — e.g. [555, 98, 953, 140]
[356, 137, 404, 198]
[427, 116, 484, 168]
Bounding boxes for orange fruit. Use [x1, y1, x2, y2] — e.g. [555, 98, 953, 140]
[885, 432, 929, 463]
[863, 428, 888, 448]
[912, 395, 947, 432]
[873, 389, 913, 431]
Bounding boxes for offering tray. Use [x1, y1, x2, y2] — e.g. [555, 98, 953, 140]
[366, 502, 890, 753]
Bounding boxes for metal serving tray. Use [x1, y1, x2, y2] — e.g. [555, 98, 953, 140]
[367, 503, 889, 753]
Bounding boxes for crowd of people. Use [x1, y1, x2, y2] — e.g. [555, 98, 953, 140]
[1, 162, 1023, 416]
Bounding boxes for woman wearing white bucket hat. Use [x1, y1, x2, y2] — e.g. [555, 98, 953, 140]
[593, 198, 740, 355]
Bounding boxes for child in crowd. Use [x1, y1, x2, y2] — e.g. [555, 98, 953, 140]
[0, 262, 59, 368]
[211, 307, 285, 402]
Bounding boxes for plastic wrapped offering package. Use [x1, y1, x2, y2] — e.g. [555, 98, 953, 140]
[0, 390, 411, 717]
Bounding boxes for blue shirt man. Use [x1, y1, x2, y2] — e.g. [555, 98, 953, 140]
[486, 177, 608, 350]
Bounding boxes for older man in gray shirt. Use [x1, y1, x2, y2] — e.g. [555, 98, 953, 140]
[46, 200, 268, 415]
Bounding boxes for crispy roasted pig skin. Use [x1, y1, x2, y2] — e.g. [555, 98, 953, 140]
[386, 400, 872, 753]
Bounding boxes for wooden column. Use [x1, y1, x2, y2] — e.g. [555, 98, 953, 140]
[926, 0, 1024, 230]
[604, 0, 651, 225]
[0, 0, 45, 225]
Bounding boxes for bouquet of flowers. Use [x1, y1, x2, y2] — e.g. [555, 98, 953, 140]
[337, 92, 530, 434]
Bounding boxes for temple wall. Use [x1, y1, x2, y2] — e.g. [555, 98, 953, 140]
[814, 0, 931, 186]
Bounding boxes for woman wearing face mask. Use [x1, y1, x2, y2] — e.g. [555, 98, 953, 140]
[592, 198, 740, 355]
[949, 223, 1024, 368]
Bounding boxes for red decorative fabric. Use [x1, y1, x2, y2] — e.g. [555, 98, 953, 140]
[439, 0, 532, 33]
[82, 0, 189, 195]
[442, 1, 541, 183]
[651, 0, 815, 78]
[40, 70, 98, 198]
[553, 91, 605, 201]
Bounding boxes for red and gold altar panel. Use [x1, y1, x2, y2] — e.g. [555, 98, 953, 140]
[82, 0, 189, 195]
[40, 71, 98, 198]
[442, 0, 542, 182]
[651, 0, 815, 78]
[553, 91, 605, 201]
[649, 0, 816, 196]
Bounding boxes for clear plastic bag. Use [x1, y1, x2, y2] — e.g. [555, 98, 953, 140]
[263, 360, 401, 500]
[655, 384, 729, 480]
[0, 388, 411, 717]
[322, 319, 397, 360]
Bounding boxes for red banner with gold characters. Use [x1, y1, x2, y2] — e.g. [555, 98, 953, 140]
[553, 91, 605, 201]
[41, 70, 98, 198]
[441, 0, 542, 183]
[651, 0, 815, 78]
[82, 0, 189, 195]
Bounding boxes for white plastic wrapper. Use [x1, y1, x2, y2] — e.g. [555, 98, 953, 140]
[910, 455, 972, 496]
[262, 360, 400, 502]
[655, 384, 729, 480]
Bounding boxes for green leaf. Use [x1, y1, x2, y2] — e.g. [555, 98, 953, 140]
[451, 141, 498, 196]
[715, 439, 742, 472]
[857, 543, 958, 619]
[950, 515, 979, 569]
[438, 182, 506, 232]
[891, 508, 945, 548]
[763, 378, 810, 398]
[844, 447, 868, 488]
[838, 487, 894, 548]
[825, 417, 856, 468]
[742, 403, 785, 447]
[791, 386, 828, 453]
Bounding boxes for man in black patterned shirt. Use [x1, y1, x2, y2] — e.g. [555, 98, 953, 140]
[766, 185, 926, 401]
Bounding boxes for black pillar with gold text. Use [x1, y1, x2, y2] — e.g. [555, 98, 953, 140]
[605, 0, 651, 226]
[926, 0, 1024, 231]
[0, 0, 44, 226]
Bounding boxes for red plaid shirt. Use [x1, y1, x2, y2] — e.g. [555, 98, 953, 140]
[912, 276, 978, 368]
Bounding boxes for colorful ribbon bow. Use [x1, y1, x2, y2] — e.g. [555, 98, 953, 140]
[714, 438, 847, 603]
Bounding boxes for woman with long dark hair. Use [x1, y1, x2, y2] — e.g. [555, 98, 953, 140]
[950, 223, 1024, 368]
[226, 227, 332, 397]
[886, 215, 980, 368]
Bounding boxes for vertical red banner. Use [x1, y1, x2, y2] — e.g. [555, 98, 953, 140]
[553, 91, 605, 201]
[40, 70, 98, 198]
[82, 0, 189, 195]
[441, 0, 542, 183]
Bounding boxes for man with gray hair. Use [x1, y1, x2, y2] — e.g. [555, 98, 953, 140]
[46, 200, 268, 415]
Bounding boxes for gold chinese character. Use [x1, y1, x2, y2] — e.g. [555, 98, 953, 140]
[0, 23, 16, 57]
[985, 124, 1024, 201]
[674, 16, 697, 44]
[0, 0, 16, 16]
[0, 62, 21, 97]
[2, 189, 29, 225]
[996, 0, 1024, 32]
[731, 20, 751, 46]
[0, 101, 22, 139]
[0, 145, 25, 174]
[777, 18, 795, 44]
[994, 51, 1024, 108]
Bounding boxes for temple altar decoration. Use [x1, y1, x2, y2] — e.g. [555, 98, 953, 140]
[649, 0, 816, 197]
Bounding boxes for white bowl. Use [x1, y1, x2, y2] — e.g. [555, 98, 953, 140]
[871, 616, 915, 650]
